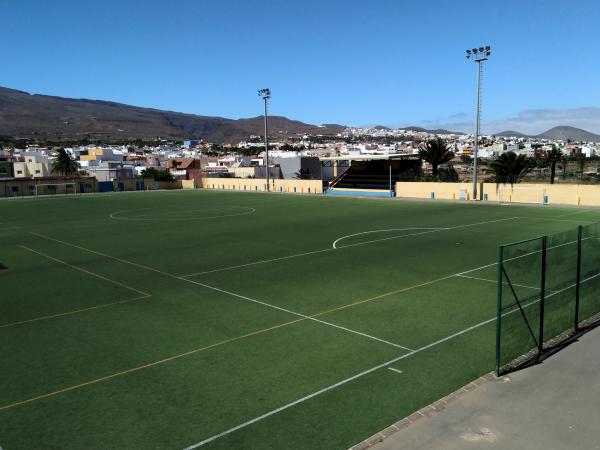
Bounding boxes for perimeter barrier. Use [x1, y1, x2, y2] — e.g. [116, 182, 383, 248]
[496, 222, 600, 375]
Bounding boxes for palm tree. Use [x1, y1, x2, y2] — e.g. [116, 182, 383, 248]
[51, 148, 80, 176]
[544, 145, 564, 184]
[294, 168, 313, 180]
[419, 137, 454, 177]
[490, 151, 534, 185]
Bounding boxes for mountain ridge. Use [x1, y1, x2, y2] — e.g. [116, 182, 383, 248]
[0, 86, 344, 143]
[495, 126, 600, 142]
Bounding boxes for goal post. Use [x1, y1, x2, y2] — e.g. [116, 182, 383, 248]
[497, 187, 546, 205]
[34, 183, 79, 197]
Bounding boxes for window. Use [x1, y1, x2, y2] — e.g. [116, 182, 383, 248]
[35, 170, 40, 174]
[17, 170, 23, 174]
[0, 168, 7, 174]
[11, 186, 19, 192]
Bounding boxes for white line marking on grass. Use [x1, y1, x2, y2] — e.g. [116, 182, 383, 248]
[333, 217, 519, 250]
[457, 235, 596, 278]
[109, 206, 256, 221]
[179, 277, 414, 352]
[183, 217, 519, 277]
[332, 228, 444, 249]
[181, 314, 500, 449]
[185, 270, 600, 450]
[555, 209, 593, 218]
[181, 248, 335, 278]
[456, 274, 542, 292]
[388, 367, 403, 374]
[515, 216, 596, 224]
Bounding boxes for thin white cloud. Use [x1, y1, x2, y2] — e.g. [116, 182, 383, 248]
[418, 107, 600, 135]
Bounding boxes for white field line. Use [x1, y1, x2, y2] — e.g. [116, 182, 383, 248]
[332, 228, 443, 249]
[109, 206, 256, 221]
[457, 235, 595, 277]
[456, 274, 543, 292]
[334, 217, 519, 250]
[556, 209, 593, 218]
[179, 277, 414, 352]
[183, 270, 600, 449]
[181, 314, 499, 450]
[29, 231, 412, 351]
[515, 216, 596, 224]
[182, 217, 519, 278]
[181, 248, 335, 278]
[388, 367, 403, 375]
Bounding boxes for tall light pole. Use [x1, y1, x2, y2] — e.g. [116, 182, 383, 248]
[258, 88, 271, 191]
[466, 46, 491, 200]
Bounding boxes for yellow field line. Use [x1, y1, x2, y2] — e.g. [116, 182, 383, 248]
[310, 274, 459, 318]
[0, 269, 457, 411]
[29, 231, 452, 315]
[0, 232, 465, 411]
[19, 245, 151, 298]
[0, 295, 149, 329]
[29, 232, 177, 278]
[0, 316, 306, 412]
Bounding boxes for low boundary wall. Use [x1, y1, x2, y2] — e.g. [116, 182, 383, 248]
[199, 178, 323, 194]
[395, 182, 600, 206]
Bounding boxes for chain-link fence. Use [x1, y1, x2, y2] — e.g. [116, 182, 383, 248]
[496, 223, 600, 375]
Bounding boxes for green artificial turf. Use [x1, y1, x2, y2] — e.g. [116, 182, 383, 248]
[0, 190, 599, 449]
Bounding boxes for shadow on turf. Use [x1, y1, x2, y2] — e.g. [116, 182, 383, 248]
[504, 319, 600, 374]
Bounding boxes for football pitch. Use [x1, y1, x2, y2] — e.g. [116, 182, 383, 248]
[1, 190, 598, 450]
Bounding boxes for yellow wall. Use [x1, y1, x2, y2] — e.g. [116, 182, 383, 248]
[395, 182, 475, 200]
[395, 182, 600, 206]
[199, 178, 323, 194]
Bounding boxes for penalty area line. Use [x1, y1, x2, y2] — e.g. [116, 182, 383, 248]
[181, 314, 498, 449]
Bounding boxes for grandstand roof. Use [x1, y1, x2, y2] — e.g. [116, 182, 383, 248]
[319, 154, 419, 162]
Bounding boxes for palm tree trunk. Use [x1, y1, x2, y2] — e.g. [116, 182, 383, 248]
[550, 163, 556, 184]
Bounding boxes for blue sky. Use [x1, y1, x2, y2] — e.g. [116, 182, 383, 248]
[3, 0, 600, 133]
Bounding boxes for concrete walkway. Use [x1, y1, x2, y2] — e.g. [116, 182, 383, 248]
[370, 326, 600, 450]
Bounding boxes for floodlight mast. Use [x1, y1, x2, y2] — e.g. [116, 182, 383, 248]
[465, 46, 491, 200]
[258, 88, 271, 191]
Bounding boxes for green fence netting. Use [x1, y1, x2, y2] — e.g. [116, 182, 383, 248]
[496, 222, 600, 375]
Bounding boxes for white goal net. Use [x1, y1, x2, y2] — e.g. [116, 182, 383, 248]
[34, 183, 79, 197]
[497, 187, 546, 205]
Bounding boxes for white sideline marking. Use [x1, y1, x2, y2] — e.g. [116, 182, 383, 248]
[181, 314, 499, 449]
[556, 209, 593, 218]
[181, 248, 335, 278]
[334, 217, 519, 250]
[456, 274, 542, 292]
[109, 206, 256, 221]
[182, 217, 519, 277]
[332, 228, 443, 249]
[388, 367, 403, 375]
[183, 269, 600, 449]
[516, 216, 596, 224]
[179, 277, 414, 352]
[457, 235, 597, 277]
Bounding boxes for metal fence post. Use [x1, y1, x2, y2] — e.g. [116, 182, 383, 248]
[495, 245, 504, 376]
[538, 236, 547, 358]
[574, 225, 583, 331]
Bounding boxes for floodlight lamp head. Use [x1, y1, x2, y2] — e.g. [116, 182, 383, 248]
[466, 49, 472, 54]
[485, 45, 491, 51]
[257, 88, 271, 99]
[472, 48, 478, 53]
[479, 47, 484, 52]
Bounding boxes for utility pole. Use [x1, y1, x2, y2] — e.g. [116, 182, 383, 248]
[258, 88, 271, 191]
[466, 46, 491, 200]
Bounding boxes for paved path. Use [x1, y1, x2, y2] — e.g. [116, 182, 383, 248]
[371, 327, 600, 450]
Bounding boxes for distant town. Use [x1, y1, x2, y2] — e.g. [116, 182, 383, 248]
[1, 126, 599, 190]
